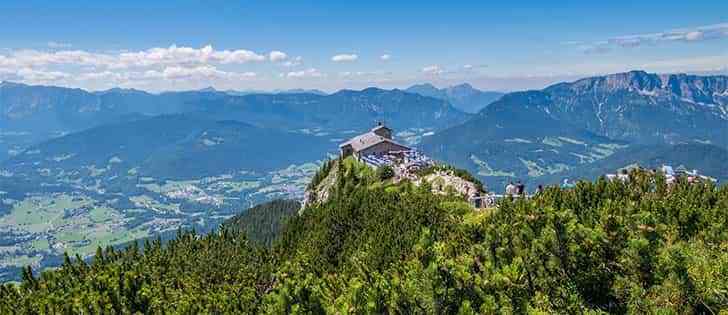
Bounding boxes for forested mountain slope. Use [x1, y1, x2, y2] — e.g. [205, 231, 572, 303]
[1, 160, 726, 314]
[222, 199, 300, 247]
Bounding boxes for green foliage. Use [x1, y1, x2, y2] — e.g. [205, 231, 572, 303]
[275, 162, 461, 274]
[376, 165, 395, 181]
[222, 199, 300, 247]
[2, 169, 727, 314]
[307, 159, 335, 191]
[0, 230, 273, 314]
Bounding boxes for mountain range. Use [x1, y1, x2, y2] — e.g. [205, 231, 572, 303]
[0, 82, 469, 161]
[541, 71, 728, 146]
[2, 114, 333, 181]
[0, 70, 727, 282]
[192, 87, 469, 132]
[422, 70, 728, 191]
[0, 82, 471, 281]
[1, 82, 463, 134]
[406, 83, 504, 113]
[222, 88, 328, 96]
[3, 71, 727, 193]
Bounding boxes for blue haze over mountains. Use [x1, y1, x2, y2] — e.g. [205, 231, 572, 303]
[0, 80, 470, 281]
[2, 70, 727, 189]
[405, 83, 505, 114]
[422, 70, 728, 189]
[0, 70, 727, 281]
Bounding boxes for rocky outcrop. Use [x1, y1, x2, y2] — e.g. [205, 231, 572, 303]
[551, 70, 728, 106]
[417, 170, 480, 199]
[302, 159, 483, 212]
[301, 160, 339, 211]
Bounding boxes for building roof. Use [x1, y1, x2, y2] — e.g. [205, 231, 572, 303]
[339, 132, 386, 151]
[340, 128, 409, 153]
[371, 124, 391, 133]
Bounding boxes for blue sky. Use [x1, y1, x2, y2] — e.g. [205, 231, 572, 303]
[1, 0, 727, 92]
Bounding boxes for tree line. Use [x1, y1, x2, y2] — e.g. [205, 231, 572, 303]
[0, 160, 726, 314]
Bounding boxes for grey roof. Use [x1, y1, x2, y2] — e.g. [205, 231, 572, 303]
[371, 125, 391, 132]
[340, 130, 409, 152]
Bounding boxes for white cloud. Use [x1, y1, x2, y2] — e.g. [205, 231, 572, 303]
[0, 44, 268, 89]
[142, 65, 256, 80]
[463, 64, 489, 71]
[269, 51, 288, 62]
[117, 45, 265, 68]
[13, 68, 70, 82]
[286, 68, 324, 78]
[0, 45, 268, 70]
[76, 70, 131, 84]
[338, 70, 394, 81]
[576, 22, 728, 54]
[331, 54, 358, 62]
[620, 23, 728, 45]
[684, 31, 705, 41]
[380, 54, 391, 61]
[47, 41, 72, 49]
[579, 42, 612, 55]
[421, 65, 443, 75]
[1, 49, 115, 68]
[340, 71, 372, 77]
[282, 56, 303, 67]
[0, 55, 14, 67]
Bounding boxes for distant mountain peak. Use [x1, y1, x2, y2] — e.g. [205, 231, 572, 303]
[198, 86, 218, 92]
[406, 82, 504, 113]
[450, 83, 475, 90]
[409, 83, 438, 90]
[331, 87, 388, 97]
[361, 87, 388, 93]
[96, 87, 149, 95]
[274, 88, 328, 95]
[0, 81, 27, 88]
